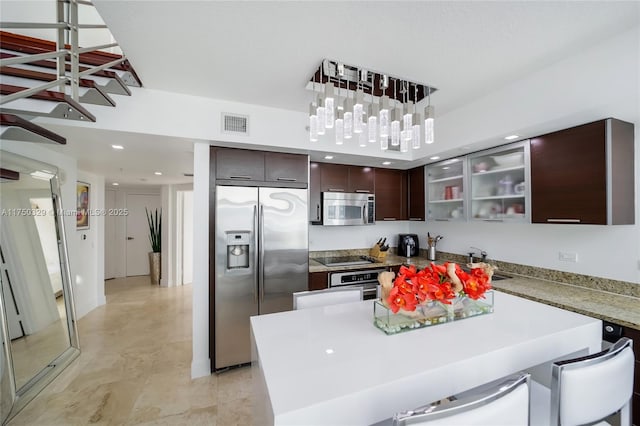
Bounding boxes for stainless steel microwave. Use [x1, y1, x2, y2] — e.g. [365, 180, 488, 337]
[322, 192, 375, 226]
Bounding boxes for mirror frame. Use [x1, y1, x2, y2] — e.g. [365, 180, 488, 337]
[0, 156, 80, 423]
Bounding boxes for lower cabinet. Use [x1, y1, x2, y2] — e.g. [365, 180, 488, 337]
[605, 322, 639, 425]
[308, 271, 328, 291]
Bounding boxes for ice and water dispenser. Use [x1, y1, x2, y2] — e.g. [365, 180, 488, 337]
[226, 231, 250, 269]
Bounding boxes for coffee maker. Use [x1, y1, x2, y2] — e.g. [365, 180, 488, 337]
[397, 234, 419, 258]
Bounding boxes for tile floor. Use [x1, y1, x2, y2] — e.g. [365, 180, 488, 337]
[9, 276, 254, 425]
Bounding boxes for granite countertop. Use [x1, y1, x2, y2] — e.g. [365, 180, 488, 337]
[309, 251, 640, 331]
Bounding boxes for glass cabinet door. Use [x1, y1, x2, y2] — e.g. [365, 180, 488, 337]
[468, 141, 530, 222]
[426, 157, 466, 221]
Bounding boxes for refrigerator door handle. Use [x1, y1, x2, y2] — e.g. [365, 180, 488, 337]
[253, 205, 258, 303]
[259, 204, 265, 302]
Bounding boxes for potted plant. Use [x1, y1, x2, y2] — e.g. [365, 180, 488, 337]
[146, 207, 162, 285]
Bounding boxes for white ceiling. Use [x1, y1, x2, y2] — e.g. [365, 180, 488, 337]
[31, 1, 640, 185]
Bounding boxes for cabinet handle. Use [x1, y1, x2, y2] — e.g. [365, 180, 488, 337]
[327, 188, 345, 192]
[435, 219, 449, 222]
[316, 204, 320, 221]
[483, 219, 504, 222]
[383, 218, 396, 221]
[547, 218, 581, 223]
[277, 177, 297, 182]
[229, 175, 252, 180]
[409, 218, 423, 221]
[354, 189, 370, 193]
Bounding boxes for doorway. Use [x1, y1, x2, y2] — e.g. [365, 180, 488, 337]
[126, 193, 161, 277]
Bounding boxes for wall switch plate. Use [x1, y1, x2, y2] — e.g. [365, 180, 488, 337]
[558, 251, 578, 262]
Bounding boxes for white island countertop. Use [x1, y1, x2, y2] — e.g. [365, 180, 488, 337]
[250, 291, 602, 425]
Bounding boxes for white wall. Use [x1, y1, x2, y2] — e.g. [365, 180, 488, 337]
[0, 141, 105, 319]
[76, 170, 106, 310]
[191, 143, 210, 379]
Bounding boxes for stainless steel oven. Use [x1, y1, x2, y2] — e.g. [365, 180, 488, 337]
[329, 268, 387, 300]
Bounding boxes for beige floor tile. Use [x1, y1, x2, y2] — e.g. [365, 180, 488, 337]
[8, 276, 256, 426]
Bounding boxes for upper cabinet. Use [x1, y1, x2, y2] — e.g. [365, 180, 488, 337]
[426, 158, 466, 221]
[316, 163, 375, 193]
[530, 118, 634, 225]
[215, 148, 265, 182]
[375, 168, 407, 221]
[468, 141, 530, 222]
[348, 166, 375, 194]
[408, 166, 425, 221]
[264, 152, 309, 184]
[212, 147, 308, 188]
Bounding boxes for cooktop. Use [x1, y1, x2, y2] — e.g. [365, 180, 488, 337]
[314, 255, 379, 267]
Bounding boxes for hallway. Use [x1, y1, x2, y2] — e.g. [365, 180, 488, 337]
[9, 276, 253, 425]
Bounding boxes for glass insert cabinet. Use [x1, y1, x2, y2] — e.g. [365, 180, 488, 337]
[426, 141, 531, 222]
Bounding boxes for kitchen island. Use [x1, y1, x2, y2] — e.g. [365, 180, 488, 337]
[250, 291, 601, 425]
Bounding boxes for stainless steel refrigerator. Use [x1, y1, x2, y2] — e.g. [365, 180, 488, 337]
[214, 185, 308, 370]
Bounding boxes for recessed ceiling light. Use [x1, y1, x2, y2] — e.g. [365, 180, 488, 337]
[430, 156, 440, 160]
[442, 166, 450, 170]
[382, 161, 392, 165]
[154, 171, 162, 176]
[112, 182, 119, 186]
[504, 135, 519, 141]
[324, 155, 334, 160]
[111, 144, 124, 150]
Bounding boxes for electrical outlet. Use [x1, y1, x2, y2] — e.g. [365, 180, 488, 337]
[558, 252, 578, 262]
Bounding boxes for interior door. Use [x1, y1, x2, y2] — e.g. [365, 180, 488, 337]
[104, 189, 117, 279]
[125, 193, 160, 277]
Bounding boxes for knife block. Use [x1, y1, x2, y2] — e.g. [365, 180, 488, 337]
[369, 245, 387, 261]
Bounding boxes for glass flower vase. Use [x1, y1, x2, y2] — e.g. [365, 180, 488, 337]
[373, 291, 494, 335]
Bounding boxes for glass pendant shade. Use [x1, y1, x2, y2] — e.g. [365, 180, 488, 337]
[343, 97, 354, 139]
[316, 106, 326, 135]
[380, 135, 389, 150]
[335, 118, 344, 145]
[324, 83, 335, 128]
[368, 115, 378, 143]
[358, 123, 367, 147]
[379, 95, 390, 137]
[400, 136, 408, 153]
[412, 124, 421, 149]
[353, 90, 364, 134]
[309, 103, 319, 142]
[391, 121, 400, 146]
[424, 105, 435, 144]
[403, 101, 413, 130]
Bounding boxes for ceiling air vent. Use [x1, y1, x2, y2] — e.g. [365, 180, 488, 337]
[222, 113, 249, 135]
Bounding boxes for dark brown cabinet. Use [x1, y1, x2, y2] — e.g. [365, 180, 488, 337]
[530, 118, 634, 225]
[408, 166, 425, 221]
[309, 162, 322, 223]
[265, 152, 308, 184]
[319, 163, 349, 192]
[348, 166, 375, 193]
[213, 147, 308, 188]
[215, 148, 264, 181]
[308, 271, 328, 291]
[375, 168, 408, 221]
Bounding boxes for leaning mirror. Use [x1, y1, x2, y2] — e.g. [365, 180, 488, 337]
[0, 150, 79, 423]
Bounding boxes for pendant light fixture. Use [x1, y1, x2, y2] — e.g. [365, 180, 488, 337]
[390, 80, 401, 147]
[412, 85, 421, 149]
[424, 89, 435, 145]
[368, 102, 378, 143]
[353, 69, 366, 134]
[306, 59, 437, 153]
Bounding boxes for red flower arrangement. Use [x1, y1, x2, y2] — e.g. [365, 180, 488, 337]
[384, 262, 493, 314]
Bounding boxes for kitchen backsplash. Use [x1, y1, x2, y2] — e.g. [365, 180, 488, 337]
[310, 248, 639, 299]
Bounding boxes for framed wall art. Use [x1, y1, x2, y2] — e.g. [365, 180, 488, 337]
[76, 182, 90, 229]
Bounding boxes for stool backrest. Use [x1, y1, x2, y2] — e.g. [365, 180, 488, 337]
[551, 337, 634, 425]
